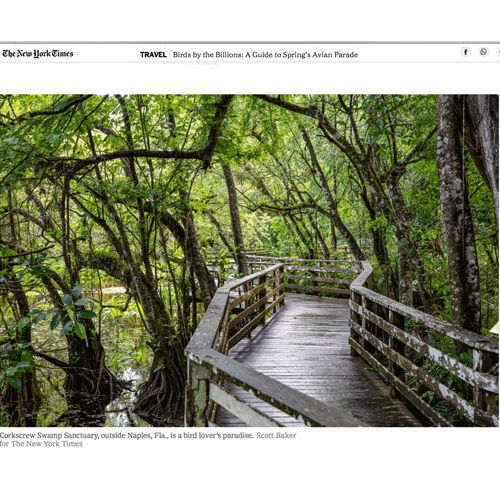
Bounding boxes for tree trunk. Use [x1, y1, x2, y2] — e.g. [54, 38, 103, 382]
[39, 273, 130, 426]
[437, 95, 482, 341]
[463, 95, 499, 223]
[222, 163, 249, 277]
[330, 221, 337, 252]
[0, 272, 43, 427]
[205, 209, 237, 260]
[79, 250, 186, 425]
[178, 190, 217, 309]
[397, 240, 413, 307]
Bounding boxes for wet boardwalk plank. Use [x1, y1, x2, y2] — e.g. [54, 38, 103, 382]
[217, 293, 421, 427]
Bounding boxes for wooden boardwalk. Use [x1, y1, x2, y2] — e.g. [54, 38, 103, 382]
[218, 293, 421, 427]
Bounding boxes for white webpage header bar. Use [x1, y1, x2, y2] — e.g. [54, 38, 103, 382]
[1, 43, 499, 63]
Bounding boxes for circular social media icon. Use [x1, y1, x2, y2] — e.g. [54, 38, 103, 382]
[461, 46, 471, 57]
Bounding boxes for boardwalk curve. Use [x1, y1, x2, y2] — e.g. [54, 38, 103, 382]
[185, 259, 499, 427]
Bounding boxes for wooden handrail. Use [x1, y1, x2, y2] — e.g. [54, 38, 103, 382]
[349, 261, 499, 427]
[247, 255, 361, 298]
[186, 263, 284, 352]
[185, 263, 366, 427]
[186, 256, 498, 427]
[187, 347, 368, 427]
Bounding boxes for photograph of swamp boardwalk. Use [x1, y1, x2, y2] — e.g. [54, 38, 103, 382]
[0, 94, 498, 427]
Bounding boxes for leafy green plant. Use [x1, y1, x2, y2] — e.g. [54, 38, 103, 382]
[48, 283, 97, 340]
[0, 341, 35, 390]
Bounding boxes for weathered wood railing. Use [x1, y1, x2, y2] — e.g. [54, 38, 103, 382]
[247, 255, 360, 298]
[350, 261, 499, 427]
[185, 263, 366, 427]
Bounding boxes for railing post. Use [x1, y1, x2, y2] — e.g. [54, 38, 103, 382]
[388, 309, 406, 398]
[279, 264, 285, 309]
[258, 272, 267, 323]
[184, 359, 210, 427]
[316, 260, 322, 298]
[350, 289, 362, 356]
[362, 295, 376, 355]
[473, 348, 499, 422]
[271, 268, 277, 315]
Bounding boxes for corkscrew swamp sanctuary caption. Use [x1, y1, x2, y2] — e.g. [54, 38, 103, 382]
[1, 430, 297, 448]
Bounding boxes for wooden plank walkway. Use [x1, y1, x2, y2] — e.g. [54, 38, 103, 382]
[218, 293, 421, 427]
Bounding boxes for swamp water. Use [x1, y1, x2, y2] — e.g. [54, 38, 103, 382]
[32, 330, 154, 427]
[26, 289, 182, 427]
